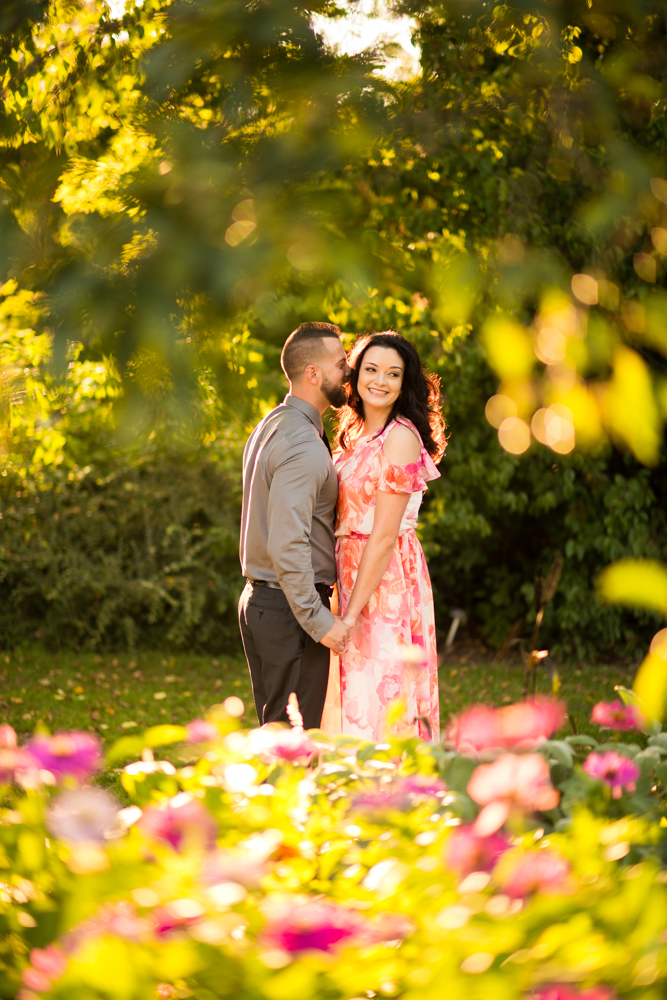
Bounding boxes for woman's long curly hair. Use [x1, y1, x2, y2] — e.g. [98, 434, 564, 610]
[335, 332, 447, 462]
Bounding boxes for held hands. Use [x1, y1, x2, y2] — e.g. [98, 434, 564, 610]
[320, 615, 354, 653]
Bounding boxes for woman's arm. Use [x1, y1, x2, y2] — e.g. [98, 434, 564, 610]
[342, 425, 420, 627]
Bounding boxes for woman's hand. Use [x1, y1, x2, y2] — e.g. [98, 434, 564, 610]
[342, 613, 357, 629]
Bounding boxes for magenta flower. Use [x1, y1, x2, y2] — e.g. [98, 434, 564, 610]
[185, 719, 219, 743]
[21, 946, 67, 992]
[583, 751, 639, 799]
[444, 825, 510, 875]
[591, 700, 642, 732]
[47, 787, 120, 844]
[139, 793, 218, 852]
[534, 987, 615, 1000]
[26, 732, 102, 782]
[497, 850, 572, 898]
[261, 899, 364, 954]
[351, 773, 447, 814]
[266, 727, 317, 763]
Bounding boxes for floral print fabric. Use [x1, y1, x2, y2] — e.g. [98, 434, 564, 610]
[326, 418, 441, 741]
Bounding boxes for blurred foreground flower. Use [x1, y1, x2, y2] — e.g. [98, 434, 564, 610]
[591, 700, 642, 732]
[185, 719, 219, 743]
[203, 830, 284, 888]
[0, 726, 42, 788]
[351, 773, 447, 815]
[444, 825, 510, 874]
[261, 897, 365, 954]
[496, 849, 573, 898]
[447, 698, 565, 754]
[468, 753, 560, 834]
[534, 986, 615, 1000]
[20, 945, 67, 994]
[26, 732, 102, 782]
[47, 787, 120, 843]
[140, 793, 218, 852]
[583, 752, 640, 799]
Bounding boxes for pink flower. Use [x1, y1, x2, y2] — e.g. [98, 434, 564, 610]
[261, 899, 364, 954]
[351, 773, 447, 814]
[0, 724, 17, 748]
[534, 987, 615, 1000]
[185, 719, 219, 743]
[497, 850, 572, 898]
[0, 746, 40, 787]
[467, 753, 560, 834]
[583, 751, 639, 799]
[29, 946, 67, 979]
[444, 825, 510, 874]
[267, 728, 316, 763]
[21, 946, 67, 993]
[498, 698, 566, 749]
[446, 705, 502, 754]
[139, 794, 218, 852]
[591, 701, 642, 732]
[447, 699, 565, 755]
[26, 732, 102, 782]
[21, 969, 52, 993]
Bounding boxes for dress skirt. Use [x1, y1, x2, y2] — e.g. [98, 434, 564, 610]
[332, 528, 439, 741]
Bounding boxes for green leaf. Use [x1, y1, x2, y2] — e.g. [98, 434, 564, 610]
[597, 559, 667, 616]
[106, 736, 145, 766]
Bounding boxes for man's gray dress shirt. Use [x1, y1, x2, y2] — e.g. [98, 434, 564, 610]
[240, 395, 337, 642]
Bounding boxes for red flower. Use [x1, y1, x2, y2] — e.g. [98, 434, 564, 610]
[497, 850, 572, 898]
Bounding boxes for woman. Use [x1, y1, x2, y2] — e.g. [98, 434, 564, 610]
[323, 331, 447, 741]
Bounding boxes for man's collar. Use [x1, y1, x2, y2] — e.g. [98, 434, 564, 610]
[284, 394, 324, 434]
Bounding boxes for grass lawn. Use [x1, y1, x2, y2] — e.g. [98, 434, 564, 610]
[1, 639, 640, 748]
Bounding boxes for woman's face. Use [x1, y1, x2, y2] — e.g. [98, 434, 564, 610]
[355, 345, 404, 416]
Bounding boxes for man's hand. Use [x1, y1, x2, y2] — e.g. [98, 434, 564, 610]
[319, 615, 352, 653]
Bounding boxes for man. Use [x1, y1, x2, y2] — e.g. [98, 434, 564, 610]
[239, 321, 352, 730]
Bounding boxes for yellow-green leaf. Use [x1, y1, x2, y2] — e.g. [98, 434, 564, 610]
[597, 559, 667, 616]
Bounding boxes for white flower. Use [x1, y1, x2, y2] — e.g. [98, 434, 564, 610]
[47, 788, 120, 844]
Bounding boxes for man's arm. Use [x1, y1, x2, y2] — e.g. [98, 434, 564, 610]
[266, 441, 338, 643]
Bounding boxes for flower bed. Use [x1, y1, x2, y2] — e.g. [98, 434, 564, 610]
[1, 693, 666, 1000]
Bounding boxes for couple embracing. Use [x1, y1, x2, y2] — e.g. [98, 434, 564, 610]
[239, 322, 446, 740]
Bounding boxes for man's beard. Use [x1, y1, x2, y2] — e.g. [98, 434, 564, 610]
[321, 374, 348, 409]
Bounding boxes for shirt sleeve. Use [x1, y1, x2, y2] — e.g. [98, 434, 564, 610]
[266, 441, 336, 642]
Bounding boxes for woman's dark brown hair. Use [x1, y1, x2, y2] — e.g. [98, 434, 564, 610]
[335, 332, 447, 462]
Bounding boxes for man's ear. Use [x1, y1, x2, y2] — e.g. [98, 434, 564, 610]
[303, 363, 321, 386]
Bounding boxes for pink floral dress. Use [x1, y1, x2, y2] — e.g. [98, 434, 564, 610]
[326, 418, 441, 741]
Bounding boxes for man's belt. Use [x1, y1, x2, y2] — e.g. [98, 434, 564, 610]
[247, 578, 334, 599]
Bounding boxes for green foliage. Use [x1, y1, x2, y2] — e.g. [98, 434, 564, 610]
[0, 452, 243, 652]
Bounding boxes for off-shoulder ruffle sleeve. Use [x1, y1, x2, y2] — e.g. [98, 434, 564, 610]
[378, 450, 440, 494]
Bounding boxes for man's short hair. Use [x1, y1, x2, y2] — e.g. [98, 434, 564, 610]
[281, 322, 342, 381]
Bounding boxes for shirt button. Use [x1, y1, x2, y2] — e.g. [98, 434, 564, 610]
[311, 630, 315, 634]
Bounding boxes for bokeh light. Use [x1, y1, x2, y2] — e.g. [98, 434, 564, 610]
[571, 274, 598, 306]
[531, 405, 575, 454]
[485, 394, 517, 428]
[498, 417, 531, 455]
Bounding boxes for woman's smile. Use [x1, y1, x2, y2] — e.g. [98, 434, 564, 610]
[356, 345, 404, 422]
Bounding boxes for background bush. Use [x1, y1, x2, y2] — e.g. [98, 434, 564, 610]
[0, 453, 243, 653]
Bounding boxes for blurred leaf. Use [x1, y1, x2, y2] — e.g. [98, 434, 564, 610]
[144, 724, 187, 747]
[483, 318, 534, 381]
[106, 736, 145, 766]
[597, 559, 667, 616]
[633, 652, 667, 724]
